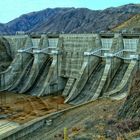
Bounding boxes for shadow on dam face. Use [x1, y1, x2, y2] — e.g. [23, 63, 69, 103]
[0, 92, 71, 124]
[0, 37, 13, 72]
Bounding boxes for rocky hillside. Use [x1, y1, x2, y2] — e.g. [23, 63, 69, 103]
[0, 24, 11, 35]
[30, 4, 140, 33]
[112, 14, 140, 32]
[0, 4, 140, 34]
[118, 70, 140, 119]
[6, 8, 71, 34]
[0, 37, 12, 71]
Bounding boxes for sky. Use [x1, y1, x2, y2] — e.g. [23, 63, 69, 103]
[0, 0, 139, 23]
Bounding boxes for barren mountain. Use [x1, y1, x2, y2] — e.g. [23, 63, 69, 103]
[0, 4, 140, 34]
[112, 14, 140, 32]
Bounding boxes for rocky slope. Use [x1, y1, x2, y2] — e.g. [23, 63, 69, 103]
[0, 24, 11, 34]
[30, 4, 140, 33]
[112, 14, 140, 32]
[6, 8, 71, 34]
[0, 37, 12, 71]
[118, 70, 140, 119]
[0, 4, 140, 34]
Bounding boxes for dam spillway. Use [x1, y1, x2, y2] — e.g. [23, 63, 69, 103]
[0, 33, 140, 105]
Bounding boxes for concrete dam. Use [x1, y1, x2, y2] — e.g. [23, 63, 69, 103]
[0, 33, 140, 139]
[0, 33, 139, 105]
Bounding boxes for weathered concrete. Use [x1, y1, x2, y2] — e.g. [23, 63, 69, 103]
[19, 36, 49, 93]
[0, 33, 139, 103]
[0, 37, 33, 91]
[0, 120, 19, 136]
[104, 60, 137, 98]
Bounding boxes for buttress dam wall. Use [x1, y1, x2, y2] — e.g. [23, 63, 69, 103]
[0, 33, 139, 105]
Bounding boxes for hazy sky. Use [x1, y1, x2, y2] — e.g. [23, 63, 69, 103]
[0, 0, 139, 23]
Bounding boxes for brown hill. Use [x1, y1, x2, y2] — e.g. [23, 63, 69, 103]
[112, 14, 140, 32]
[0, 4, 140, 34]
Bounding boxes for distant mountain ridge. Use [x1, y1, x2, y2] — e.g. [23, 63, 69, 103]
[0, 24, 11, 34]
[0, 4, 140, 34]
